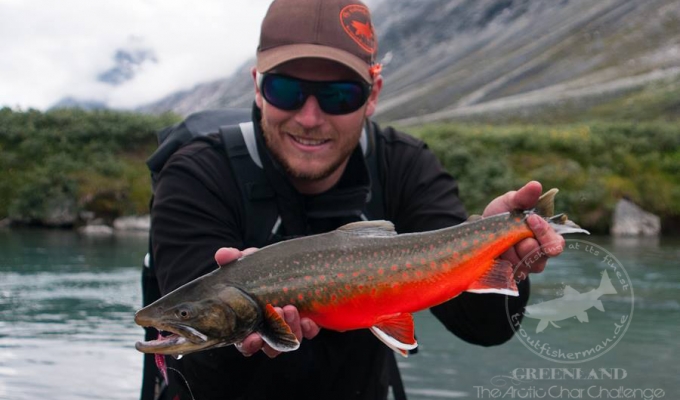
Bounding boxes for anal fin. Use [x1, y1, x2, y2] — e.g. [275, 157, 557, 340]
[370, 313, 418, 358]
[466, 259, 519, 297]
[258, 304, 300, 352]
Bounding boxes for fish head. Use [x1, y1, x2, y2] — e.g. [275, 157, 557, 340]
[134, 284, 261, 357]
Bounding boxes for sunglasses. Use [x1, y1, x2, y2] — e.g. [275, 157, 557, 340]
[258, 73, 372, 115]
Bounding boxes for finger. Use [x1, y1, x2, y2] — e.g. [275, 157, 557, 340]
[261, 344, 281, 359]
[482, 182, 543, 217]
[500, 246, 529, 280]
[500, 247, 522, 270]
[301, 318, 321, 340]
[215, 247, 242, 267]
[237, 332, 264, 357]
[282, 305, 303, 341]
[527, 215, 565, 257]
[242, 247, 259, 256]
[511, 181, 543, 210]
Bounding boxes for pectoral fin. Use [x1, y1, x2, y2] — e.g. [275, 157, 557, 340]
[370, 313, 418, 357]
[536, 319, 550, 333]
[257, 304, 300, 352]
[466, 260, 519, 297]
[576, 312, 589, 323]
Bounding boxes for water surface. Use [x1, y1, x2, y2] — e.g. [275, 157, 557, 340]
[0, 230, 677, 399]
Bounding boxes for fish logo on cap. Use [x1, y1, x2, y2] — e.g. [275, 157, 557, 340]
[340, 5, 376, 54]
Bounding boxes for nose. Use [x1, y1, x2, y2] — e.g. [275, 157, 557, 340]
[294, 95, 325, 129]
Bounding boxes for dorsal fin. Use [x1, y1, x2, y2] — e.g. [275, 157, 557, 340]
[337, 220, 396, 237]
[536, 188, 558, 217]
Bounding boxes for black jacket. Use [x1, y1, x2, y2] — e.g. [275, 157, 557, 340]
[151, 107, 529, 400]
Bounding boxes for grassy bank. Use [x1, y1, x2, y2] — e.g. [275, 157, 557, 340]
[0, 107, 180, 225]
[1, 107, 678, 233]
[409, 121, 680, 234]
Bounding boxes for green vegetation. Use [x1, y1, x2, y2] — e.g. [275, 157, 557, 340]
[0, 107, 180, 225]
[409, 121, 680, 234]
[1, 107, 678, 234]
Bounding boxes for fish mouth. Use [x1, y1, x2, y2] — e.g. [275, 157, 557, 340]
[135, 323, 220, 356]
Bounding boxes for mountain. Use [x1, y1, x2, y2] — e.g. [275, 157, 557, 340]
[138, 0, 680, 123]
[98, 48, 158, 86]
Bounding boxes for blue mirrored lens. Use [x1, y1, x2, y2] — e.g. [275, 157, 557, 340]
[262, 74, 368, 115]
[263, 75, 305, 110]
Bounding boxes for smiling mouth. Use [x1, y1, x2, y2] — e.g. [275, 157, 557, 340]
[289, 134, 330, 146]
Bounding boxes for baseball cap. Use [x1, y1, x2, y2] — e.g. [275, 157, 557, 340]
[256, 0, 379, 83]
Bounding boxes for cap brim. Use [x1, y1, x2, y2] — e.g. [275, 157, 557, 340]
[257, 44, 372, 83]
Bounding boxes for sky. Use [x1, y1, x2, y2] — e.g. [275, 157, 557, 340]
[0, 0, 274, 110]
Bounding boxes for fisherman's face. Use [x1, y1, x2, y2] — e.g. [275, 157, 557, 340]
[254, 58, 382, 194]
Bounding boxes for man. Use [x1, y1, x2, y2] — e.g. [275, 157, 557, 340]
[150, 0, 564, 398]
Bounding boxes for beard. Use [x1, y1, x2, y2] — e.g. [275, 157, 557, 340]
[260, 117, 360, 183]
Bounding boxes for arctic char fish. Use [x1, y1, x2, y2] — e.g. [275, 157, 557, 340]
[135, 189, 588, 357]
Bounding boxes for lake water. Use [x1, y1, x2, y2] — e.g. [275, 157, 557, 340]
[0, 229, 678, 400]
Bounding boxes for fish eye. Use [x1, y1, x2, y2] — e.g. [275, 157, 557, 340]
[175, 307, 192, 320]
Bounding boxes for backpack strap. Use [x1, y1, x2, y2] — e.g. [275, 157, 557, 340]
[220, 122, 281, 248]
[361, 121, 385, 221]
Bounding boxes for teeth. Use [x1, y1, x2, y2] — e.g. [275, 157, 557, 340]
[291, 136, 328, 146]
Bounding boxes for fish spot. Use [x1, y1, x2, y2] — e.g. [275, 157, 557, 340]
[345, 284, 351, 291]
[352, 271, 360, 277]
[318, 275, 326, 281]
[358, 284, 364, 291]
[406, 262, 412, 268]
[420, 258, 427, 265]
[283, 287, 289, 293]
[415, 270, 423, 278]
[331, 294, 337, 302]
[473, 239, 479, 245]
[391, 265, 398, 272]
[430, 261, 437, 270]
[461, 241, 468, 247]
[401, 272, 409, 279]
[377, 268, 385, 275]
[337, 273, 345, 279]
[315, 289, 322, 297]
[488, 233, 496, 240]
[298, 293, 304, 301]
[304, 276, 312, 282]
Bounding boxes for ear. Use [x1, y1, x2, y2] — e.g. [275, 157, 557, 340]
[251, 67, 264, 109]
[364, 75, 383, 117]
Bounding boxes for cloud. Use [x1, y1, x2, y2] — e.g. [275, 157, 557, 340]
[0, 0, 272, 110]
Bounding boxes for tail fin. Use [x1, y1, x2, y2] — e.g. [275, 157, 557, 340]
[537, 188, 590, 235]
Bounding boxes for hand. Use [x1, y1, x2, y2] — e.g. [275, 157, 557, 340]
[214, 247, 321, 358]
[482, 181, 565, 280]
[236, 305, 321, 358]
